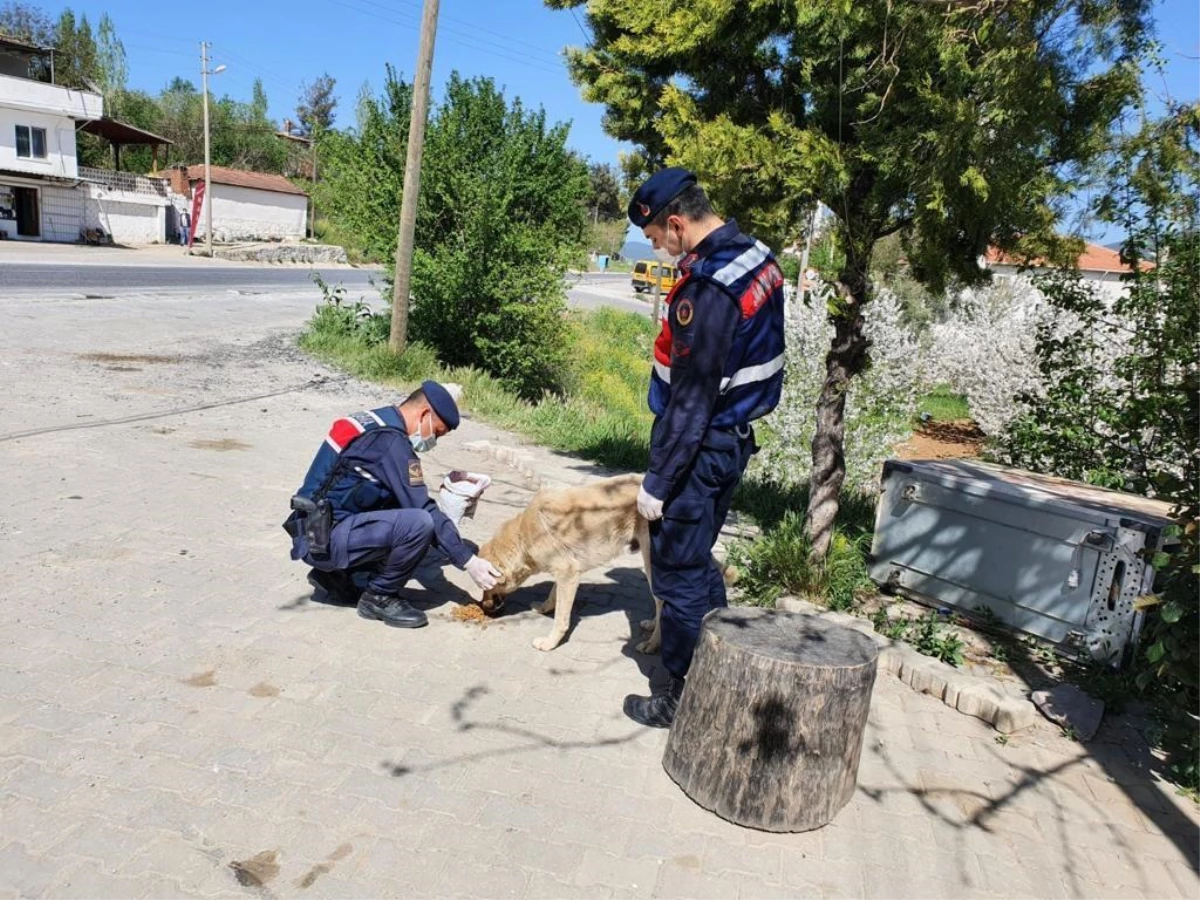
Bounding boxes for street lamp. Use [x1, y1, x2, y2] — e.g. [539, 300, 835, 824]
[200, 42, 225, 257]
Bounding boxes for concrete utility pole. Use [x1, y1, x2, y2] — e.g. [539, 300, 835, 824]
[652, 265, 663, 324]
[797, 204, 817, 308]
[389, 0, 440, 353]
[199, 42, 225, 258]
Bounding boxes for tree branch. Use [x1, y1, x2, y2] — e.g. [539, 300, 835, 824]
[877, 217, 913, 238]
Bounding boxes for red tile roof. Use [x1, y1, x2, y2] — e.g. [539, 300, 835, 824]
[183, 165, 307, 196]
[985, 241, 1146, 274]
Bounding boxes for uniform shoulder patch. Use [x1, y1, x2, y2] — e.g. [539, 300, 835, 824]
[675, 298, 694, 327]
[408, 459, 424, 485]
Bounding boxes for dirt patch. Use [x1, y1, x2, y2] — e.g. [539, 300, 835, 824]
[77, 352, 182, 364]
[297, 863, 330, 889]
[895, 419, 985, 460]
[181, 669, 217, 688]
[190, 439, 252, 452]
[248, 682, 280, 697]
[452, 604, 487, 623]
[229, 850, 279, 888]
[295, 843, 354, 890]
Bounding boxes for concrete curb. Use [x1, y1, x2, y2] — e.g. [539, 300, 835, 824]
[462, 439, 542, 490]
[777, 596, 1038, 734]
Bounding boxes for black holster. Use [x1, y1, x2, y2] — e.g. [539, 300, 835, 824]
[289, 495, 333, 558]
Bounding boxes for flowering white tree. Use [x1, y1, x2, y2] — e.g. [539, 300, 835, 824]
[927, 277, 1047, 437]
[760, 287, 927, 490]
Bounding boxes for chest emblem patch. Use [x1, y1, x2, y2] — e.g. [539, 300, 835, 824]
[675, 298, 694, 327]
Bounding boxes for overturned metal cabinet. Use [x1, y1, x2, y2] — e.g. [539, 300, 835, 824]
[869, 459, 1175, 665]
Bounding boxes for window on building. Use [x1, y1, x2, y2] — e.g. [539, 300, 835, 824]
[15, 126, 47, 159]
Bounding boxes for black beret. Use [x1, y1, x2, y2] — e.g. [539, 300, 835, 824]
[628, 167, 698, 227]
[421, 380, 460, 430]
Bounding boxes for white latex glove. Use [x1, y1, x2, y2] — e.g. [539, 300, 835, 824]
[465, 554, 502, 591]
[637, 485, 665, 521]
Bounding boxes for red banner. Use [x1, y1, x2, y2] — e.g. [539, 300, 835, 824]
[187, 179, 206, 248]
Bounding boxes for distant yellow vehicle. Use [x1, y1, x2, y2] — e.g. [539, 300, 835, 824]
[631, 260, 679, 294]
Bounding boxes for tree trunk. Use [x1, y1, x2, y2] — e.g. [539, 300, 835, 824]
[663, 607, 878, 832]
[805, 275, 870, 560]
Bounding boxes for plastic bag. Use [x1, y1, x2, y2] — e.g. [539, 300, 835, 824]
[436, 470, 492, 526]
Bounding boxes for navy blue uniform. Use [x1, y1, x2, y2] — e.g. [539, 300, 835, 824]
[286, 407, 472, 596]
[644, 220, 786, 678]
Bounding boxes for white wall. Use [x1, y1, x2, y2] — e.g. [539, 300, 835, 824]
[0, 74, 102, 119]
[200, 183, 308, 241]
[84, 184, 167, 244]
[990, 264, 1128, 304]
[0, 75, 101, 180]
[0, 178, 167, 244]
[0, 106, 82, 179]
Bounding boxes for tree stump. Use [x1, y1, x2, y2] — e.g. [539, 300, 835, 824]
[663, 607, 878, 832]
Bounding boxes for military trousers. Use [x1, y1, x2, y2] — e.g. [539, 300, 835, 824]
[308, 508, 435, 597]
[650, 425, 756, 679]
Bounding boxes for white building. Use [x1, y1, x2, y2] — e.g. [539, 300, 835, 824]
[985, 242, 1138, 302]
[0, 35, 172, 244]
[168, 165, 308, 243]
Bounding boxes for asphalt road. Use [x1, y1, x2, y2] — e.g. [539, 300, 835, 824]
[0, 262, 654, 316]
[0, 262, 381, 294]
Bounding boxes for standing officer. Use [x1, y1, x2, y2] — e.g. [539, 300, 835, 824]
[284, 381, 502, 628]
[625, 168, 786, 727]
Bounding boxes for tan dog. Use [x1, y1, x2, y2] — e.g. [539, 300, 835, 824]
[478, 474, 663, 652]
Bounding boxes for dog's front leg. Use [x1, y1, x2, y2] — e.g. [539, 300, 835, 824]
[532, 573, 578, 652]
[635, 526, 662, 654]
[534, 584, 557, 616]
[637, 596, 663, 654]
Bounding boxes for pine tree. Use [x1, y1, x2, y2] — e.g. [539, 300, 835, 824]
[549, 0, 1151, 558]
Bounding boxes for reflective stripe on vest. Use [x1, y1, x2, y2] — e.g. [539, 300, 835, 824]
[648, 235, 785, 426]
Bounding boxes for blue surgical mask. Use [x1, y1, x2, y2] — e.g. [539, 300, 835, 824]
[409, 414, 437, 453]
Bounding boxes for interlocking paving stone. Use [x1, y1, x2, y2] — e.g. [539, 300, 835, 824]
[1, 285, 1196, 899]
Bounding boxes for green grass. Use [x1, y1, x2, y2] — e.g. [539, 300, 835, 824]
[300, 301, 657, 474]
[593, 259, 634, 273]
[728, 512, 875, 611]
[919, 385, 970, 422]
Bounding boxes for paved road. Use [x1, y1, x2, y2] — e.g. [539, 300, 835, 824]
[0, 263, 651, 316]
[566, 273, 654, 316]
[0, 286, 1196, 899]
[0, 263, 381, 295]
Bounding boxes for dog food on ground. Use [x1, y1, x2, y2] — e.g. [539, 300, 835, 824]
[452, 603, 487, 622]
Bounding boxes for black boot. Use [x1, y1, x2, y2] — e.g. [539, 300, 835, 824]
[623, 675, 684, 728]
[307, 569, 359, 606]
[357, 590, 428, 628]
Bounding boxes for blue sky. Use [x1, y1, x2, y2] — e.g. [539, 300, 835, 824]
[43, 0, 1200, 238]
[51, 0, 625, 163]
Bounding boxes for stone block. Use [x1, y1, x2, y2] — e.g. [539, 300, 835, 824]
[905, 659, 951, 701]
[878, 643, 907, 674]
[956, 681, 1036, 733]
[1032, 684, 1105, 741]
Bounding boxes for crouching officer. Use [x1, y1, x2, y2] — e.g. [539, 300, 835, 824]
[625, 168, 786, 726]
[284, 381, 502, 628]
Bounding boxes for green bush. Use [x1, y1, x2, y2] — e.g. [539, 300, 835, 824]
[316, 70, 588, 401]
[728, 510, 874, 611]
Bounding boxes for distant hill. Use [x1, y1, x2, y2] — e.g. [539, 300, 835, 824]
[620, 240, 653, 261]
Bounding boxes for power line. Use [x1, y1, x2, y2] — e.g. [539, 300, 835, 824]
[336, 0, 564, 72]
[369, 0, 568, 60]
[326, 0, 565, 77]
[568, 6, 590, 43]
[211, 45, 298, 94]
